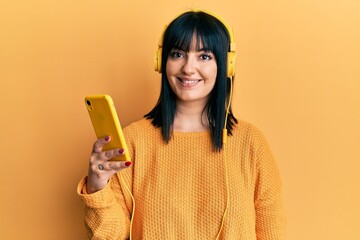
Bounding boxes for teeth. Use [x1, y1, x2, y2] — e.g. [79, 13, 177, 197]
[180, 79, 199, 84]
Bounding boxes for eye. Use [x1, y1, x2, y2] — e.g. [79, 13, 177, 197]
[169, 50, 184, 59]
[199, 53, 214, 61]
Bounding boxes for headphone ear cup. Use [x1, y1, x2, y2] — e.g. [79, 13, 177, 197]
[227, 52, 236, 77]
[154, 47, 162, 73]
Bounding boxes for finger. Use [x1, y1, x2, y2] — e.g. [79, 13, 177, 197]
[97, 163, 105, 171]
[107, 161, 132, 171]
[95, 161, 131, 172]
[92, 136, 111, 153]
[103, 148, 125, 161]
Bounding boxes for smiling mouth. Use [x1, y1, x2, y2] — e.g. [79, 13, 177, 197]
[177, 77, 201, 87]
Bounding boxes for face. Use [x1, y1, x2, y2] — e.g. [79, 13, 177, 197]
[165, 36, 217, 106]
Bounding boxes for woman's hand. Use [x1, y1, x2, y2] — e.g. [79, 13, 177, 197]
[86, 136, 132, 194]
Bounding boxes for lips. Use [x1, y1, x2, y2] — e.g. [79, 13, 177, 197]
[177, 77, 200, 87]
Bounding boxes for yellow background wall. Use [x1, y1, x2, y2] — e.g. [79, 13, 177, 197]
[1, 0, 359, 239]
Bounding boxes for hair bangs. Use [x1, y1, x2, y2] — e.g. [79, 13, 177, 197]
[165, 18, 195, 52]
[165, 15, 226, 55]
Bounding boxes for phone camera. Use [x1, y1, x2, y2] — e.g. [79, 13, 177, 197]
[86, 100, 91, 106]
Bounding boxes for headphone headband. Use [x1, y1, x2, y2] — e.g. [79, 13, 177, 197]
[154, 10, 237, 77]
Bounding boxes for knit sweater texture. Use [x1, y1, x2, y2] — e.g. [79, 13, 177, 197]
[77, 118, 286, 239]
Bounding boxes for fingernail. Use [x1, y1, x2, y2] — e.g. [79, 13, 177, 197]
[105, 136, 110, 141]
[125, 162, 132, 167]
[119, 149, 124, 154]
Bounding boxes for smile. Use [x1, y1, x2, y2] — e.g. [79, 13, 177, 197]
[177, 77, 201, 87]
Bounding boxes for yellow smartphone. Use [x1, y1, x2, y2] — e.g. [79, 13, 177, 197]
[85, 94, 131, 161]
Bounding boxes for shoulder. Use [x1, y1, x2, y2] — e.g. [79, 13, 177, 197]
[230, 119, 272, 157]
[123, 118, 160, 141]
[124, 118, 154, 131]
[232, 119, 267, 141]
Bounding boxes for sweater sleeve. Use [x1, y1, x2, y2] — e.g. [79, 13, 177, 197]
[77, 123, 137, 239]
[77, 173, 132, 240]
[252, 127, 286, 239]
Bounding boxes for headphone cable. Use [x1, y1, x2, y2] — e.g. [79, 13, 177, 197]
[119, 171, 136, 240]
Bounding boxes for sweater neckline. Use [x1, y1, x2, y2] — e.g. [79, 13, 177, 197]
[173, 130, 210, 136]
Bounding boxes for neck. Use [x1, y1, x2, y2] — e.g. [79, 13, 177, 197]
[173, 100, 209, 132]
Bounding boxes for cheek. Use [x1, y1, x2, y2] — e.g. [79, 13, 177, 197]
[165, 62, 176, 89]
[212, 66, 218, 79]
[206, 64, 217, 91]
[165, 60, 178, 76]
[205, 63, 217, 81]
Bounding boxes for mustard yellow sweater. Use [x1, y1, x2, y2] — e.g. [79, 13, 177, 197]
[77, 118, 286, 239]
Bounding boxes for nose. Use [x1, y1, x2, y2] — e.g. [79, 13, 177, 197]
[181, 54, 196, 75]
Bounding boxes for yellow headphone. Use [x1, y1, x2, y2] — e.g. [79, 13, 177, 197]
[154, 10, 237, 78]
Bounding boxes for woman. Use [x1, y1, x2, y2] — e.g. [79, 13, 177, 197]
[77, 10, 286, 239]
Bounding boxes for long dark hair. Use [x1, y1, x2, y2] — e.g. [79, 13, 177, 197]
[145, 11, 238, 151]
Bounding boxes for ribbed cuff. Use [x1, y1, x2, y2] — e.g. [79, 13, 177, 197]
[77, 176, 117, 208]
